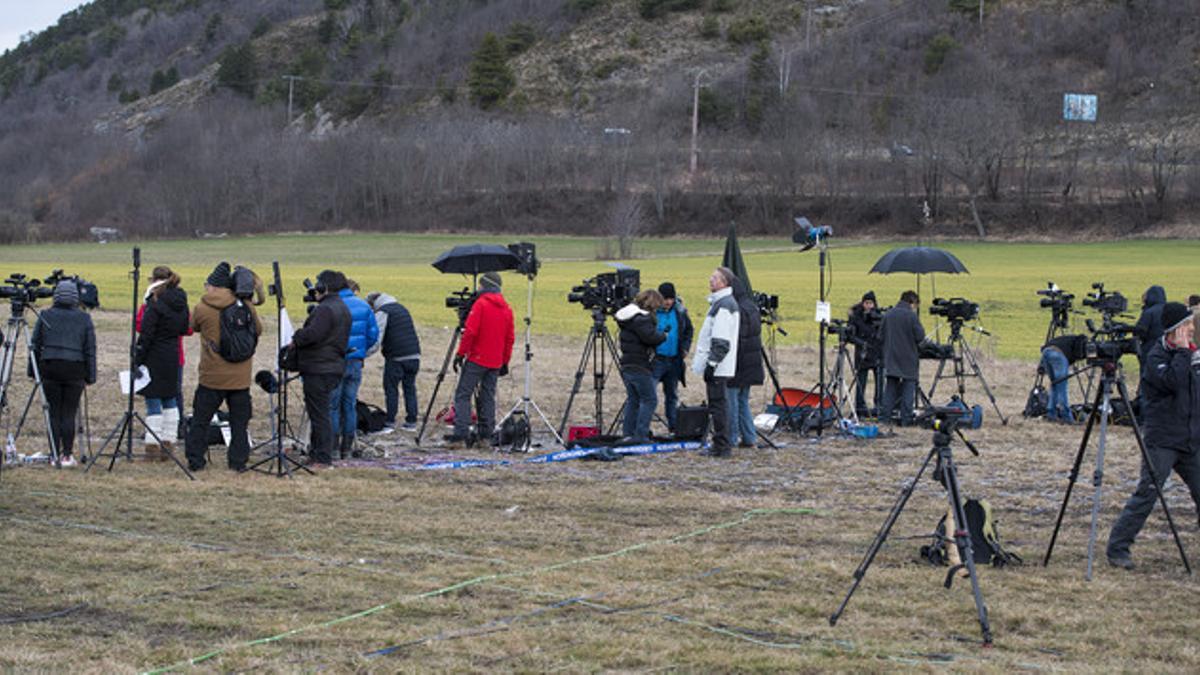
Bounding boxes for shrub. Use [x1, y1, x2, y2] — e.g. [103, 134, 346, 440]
[217, 42, 257, 98]
[504, 22, 539, 56]
[467, 33, 515, 110]
[727, 15, 769, 45]
[639, 0, 702, 20]
[251, 16, 271, 38]
[924, 33, 958, 75]
[699, 15, 720, 39]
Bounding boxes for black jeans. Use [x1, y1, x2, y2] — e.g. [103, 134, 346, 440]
[880, 376, 916, 426]
[186, 385, 252, 470]
[705, 373, 730, 452]
[40, 359, 86, 457]
[383, 358, 420, 425]
[1107, 443, 1200, 558]
[454, 360, 498, 440]
[854, 365, 881, 414]
[303, 374, 340, 464]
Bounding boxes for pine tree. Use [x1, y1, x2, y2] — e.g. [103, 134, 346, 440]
[467, 33, 515, 110]
[217, 43, 257, 98]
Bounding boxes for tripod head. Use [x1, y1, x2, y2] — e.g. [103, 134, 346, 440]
[919, 406, 979, 456]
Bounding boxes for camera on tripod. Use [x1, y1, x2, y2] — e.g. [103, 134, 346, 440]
[0, 274, 55, 308]
[1084, 318, 1139, 366]
[566, 268, 639, 315]
[826, 318, 854, 341]
[1037, 282, 1074, 329]
[1081, 282, 1128, 317]
[445, 287, 478, 322]
[42, 269, 100, 309]
[929, 297, 980, 322]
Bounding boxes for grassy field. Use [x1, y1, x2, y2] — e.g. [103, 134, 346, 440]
[3, 233, 1200, 672]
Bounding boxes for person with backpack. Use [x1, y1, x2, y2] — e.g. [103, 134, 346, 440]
[184, 262, 263, 472]
[329, 278, 379, 458]
[290, 270, 352, 468]
[367, 291, 421, 433]
[135, 266, 189, 460]
[30, 281, 96, 467]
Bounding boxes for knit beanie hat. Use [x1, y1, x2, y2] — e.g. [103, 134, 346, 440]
[480, 271, 502, 290]
[207, 261, 232, 288]
[1161, 302, 1192, 334]
[658, 282, 677, 300]
[53, 280, 79, 307]
[862, 290, 877, 303]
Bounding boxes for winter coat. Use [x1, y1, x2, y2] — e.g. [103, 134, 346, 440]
[371, 293, 420, 361]
[31, 303, 96, 385]
[138, 304, 192, 367]
[191, 286, 264, 391]
[338, 288, 379, 361]
[880, 301, 926, 380]
[655, 299, 694, 358]
[728, 279, 764, 388]
[293, 292, 352, 377]
[692, 286, 740, 379]
[457, 289, 515, 369]
[1135, 285, 1167, 366]
[849, 303, 883, 369]
[136, 286, 189, 399]
[1140, 337, 1200, 453]
[616, 303, 666, 375]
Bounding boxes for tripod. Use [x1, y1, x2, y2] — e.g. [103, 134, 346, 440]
[1026, 310, 1092, 418]
[499, 273, 563, 451]
[927, 319, 1008, 425]
[86, 247, 193, 479]
[1043, 360, 1191, 579]
[0, 299, 61, 467]
[826, 330, 861, 426]
[249, 261, 311, 477]
[416, 308, 468, 446]
[557, 308, 624, 440]
[830, 410, 993, 645]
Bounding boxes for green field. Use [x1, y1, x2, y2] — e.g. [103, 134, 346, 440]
[0, 233, 1193, 359]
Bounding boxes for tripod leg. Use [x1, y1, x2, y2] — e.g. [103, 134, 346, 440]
[1116, 376, 1191, 575]
[558, 326, 597, 440]
[940, 448, 993, 644]
[417, 326, 461, 445]
[1044, 382, 1104, 566]
[830, 447, 937, 627]
[961, 342, 1008, 425]
[1085, 383, 1112, 581]
[928, 357, 948, 401]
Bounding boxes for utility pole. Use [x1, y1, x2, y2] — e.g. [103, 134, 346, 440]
[690, 69, 708, 176]
[806, 2, 812, 50]
[979, 0, 984, 28]
[282, 75, 302, 125]
[778, 45, 791, 95]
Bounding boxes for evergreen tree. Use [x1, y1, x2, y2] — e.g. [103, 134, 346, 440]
[217, 42, 257, 98]
[467, 33, 514, 110]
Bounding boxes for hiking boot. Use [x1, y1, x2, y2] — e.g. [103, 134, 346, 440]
[1107, 553, 1135, 570]
[443, 434, 469, 450]
[700, 446, 732, 458]
[401, 422, 417, 432]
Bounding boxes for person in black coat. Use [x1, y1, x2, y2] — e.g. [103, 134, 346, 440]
[879, 290, 926, 427]
[727, 277, 763, 448]
[848, 291, 883, 417]
[30, 281, 96, 466]
[616, 289, 667, 442]
[136, 267, 189, 459]
[290, 270, 352, 466]
[1107, 303, 1200, 570]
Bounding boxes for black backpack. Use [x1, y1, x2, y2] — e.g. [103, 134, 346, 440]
[217, 300, 257, 363]
[1023, 385, 1048, 418]
[920, 499, 1021, 568]
[494, 411, 531, 453]
[355, 400, 387, 434]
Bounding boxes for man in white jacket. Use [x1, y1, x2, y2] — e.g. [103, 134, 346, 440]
[692, 267, 740, 457]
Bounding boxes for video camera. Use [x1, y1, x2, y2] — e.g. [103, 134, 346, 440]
[1081, 282, 1128, 318]
[0, 273, 54, 308]
[567, 268, 639, 315]
[1084, 317, 1139, 366]
[1037, 282, 1074, 329]
[301, 278, 320, 304]
[826, 318, 854, 341]
[929, 297, 979, 323]
[445, 287, 478, 323]
[508, 242, 539, 277]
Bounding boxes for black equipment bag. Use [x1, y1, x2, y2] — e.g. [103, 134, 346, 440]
[1023, 385, 1048, 418]
[675, 406, 709, 440]
[355, 400, 387, 434]
[216, 300, 258, 363]
[495, 410, 531, 453]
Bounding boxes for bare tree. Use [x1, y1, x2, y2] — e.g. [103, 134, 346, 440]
[607, 192, 647, 259]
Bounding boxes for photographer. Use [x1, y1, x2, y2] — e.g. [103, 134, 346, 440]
[653, 282, 693, 434]
[1107, 303, 1200, 570]
[849, 291, 883, 417]
[367, 291, 421, 433]
[692, 267, 740, 458]
[1040, 334, 1086, 423]
[879, 290, 925, 427]
[30, 281, 96, 467]
[185, 262, 263, 473]
[448, 272, 514, 448]
[728, 277, 763, 449]
[290, 270, 352, 467]
[616, 289, 667, 443]
[329, 278, 379, 458]
[135, 266, 189, 459]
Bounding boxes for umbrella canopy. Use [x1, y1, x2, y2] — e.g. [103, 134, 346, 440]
[869, 246, 969, 275]
[721, 223, 752, 293]
[432, 244, 521, 275]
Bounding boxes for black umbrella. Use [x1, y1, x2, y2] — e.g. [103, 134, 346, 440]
[721, 222, 752, 293]
[432, 244, 521, 276]
[869, 246, 969, 275]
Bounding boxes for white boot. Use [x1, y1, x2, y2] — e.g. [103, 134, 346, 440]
[161, 408, 180, 459]
[144, 414, 163, 460]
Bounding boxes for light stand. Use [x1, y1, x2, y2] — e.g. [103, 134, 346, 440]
[499, 264, 564, 450]
[794, 219, 846, 437]
[86, 247, 193, 479]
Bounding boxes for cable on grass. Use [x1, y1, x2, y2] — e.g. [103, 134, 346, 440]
[0, 603, 88, 624]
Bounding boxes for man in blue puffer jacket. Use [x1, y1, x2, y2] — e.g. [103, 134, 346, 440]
[330, 278, 379, 458]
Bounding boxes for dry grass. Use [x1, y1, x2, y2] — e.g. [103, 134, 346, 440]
[3, 309, 1200, 673]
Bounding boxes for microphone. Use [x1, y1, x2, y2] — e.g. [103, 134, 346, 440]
[255, 369, 279, 394]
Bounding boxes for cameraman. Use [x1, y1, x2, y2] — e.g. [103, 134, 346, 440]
[692, 267, 740, 457]
[1040, 334, 1086, 423]
[616, 289, 667, 442]
[653, 282, 693, 434]
[290, 270, 352, 467]
[1107, 303, 1200, 570]
[448, 272, 514, 448]
[849, 291, 882, 417]
[879, 290, 925, 427]
[30, 281, 96, 467]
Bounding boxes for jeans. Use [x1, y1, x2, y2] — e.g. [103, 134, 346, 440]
[652, 356, 682, 432]
[622, 370, 657, 441]
[880, 376, 916, 426]
[383, 359, 420, 425]
[144, 396, 178, 416]
[39, 359, 86, 457]
[303, 374, 340, 464]
[1040, 348, 1072, 421]
[330, 359, 364, 437]
[854, 365, 881, 415]
[705, 373, 730, 452]
[453, 360, 498, 440]
[726, 386, 756, 446]
[186, 385, 251, 470]
[1108, 443, 1200, 558]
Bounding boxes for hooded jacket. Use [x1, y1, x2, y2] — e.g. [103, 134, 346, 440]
[1140, 337, 1200, 453]
[457, 289, 514, 369]
[728, 278, 764, 388]
[371, 293, 420, 361]
[616, 303, 666, 375]
[880, 300, 926, 380]
[338, 288, 379, 361]
[692, 286, 740, 379]
[849, 302, 883, 369]
[1135, 285, 1167, 365]
[31, 302, 97, 385]
[136, 285, 189, 399]
[191, 286, 264, 390]
[293, 292, 352, 376]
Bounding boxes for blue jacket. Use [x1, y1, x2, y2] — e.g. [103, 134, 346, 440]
[339, 288, 379, 360]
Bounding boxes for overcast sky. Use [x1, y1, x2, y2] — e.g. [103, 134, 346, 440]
[0, 2, 86, 54]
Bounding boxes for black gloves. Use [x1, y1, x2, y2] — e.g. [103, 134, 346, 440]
[453, 354, 464, 373]
[499, 363, 509, 377]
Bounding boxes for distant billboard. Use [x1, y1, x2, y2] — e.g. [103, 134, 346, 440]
[1063, 93, 1098, 122]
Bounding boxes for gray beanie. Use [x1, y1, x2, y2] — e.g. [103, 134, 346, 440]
[54, 280, 79, 307]
[480, 271, 502, 290]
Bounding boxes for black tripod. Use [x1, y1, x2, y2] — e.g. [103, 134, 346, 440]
[927, 319, 1008, 425]
[557, 308, 624, 440]
[0, 297, 61, 467]
[1043, 360, 1191, 579]
[830, 409, 993, 645]
[86, 247, 193, 479]
[416, 304, 469, 446]
[249, 262, 311, 477]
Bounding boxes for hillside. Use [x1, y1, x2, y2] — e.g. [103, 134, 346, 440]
[0, 0, 1198, 243]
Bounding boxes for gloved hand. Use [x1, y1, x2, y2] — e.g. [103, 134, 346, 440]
[499, 363, 509, 377]
[453, 354, 464, 373]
